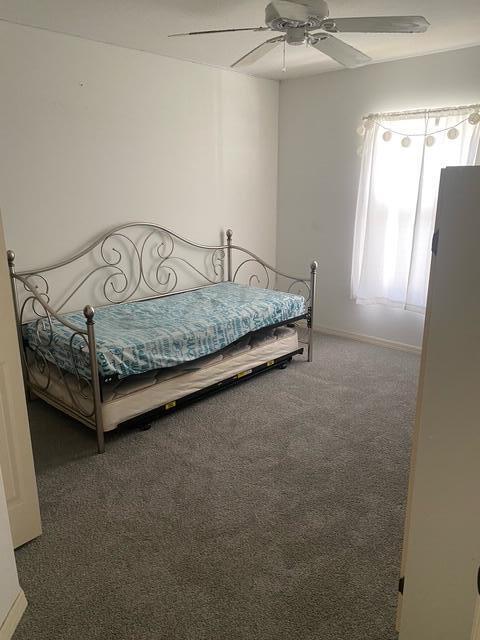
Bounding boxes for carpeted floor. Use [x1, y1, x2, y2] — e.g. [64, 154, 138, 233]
[14, 334, 419, 640]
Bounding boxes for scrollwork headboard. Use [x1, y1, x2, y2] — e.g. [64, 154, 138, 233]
[11, 223, 227, 316]
[9, 223, 315, 317]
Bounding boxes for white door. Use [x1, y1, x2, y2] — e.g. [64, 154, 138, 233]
[0, 465, 26, 639]
[472, 600, 480, 640]
[0, 212, 41, 548]
[398, 166, 480, 639]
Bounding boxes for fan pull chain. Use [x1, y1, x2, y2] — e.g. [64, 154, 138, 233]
[282, 39, 287, 73]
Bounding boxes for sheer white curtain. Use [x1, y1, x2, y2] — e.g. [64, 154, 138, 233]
[351, 107, 480, 313]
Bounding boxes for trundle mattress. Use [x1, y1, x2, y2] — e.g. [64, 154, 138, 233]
[41, 325, 300, 431]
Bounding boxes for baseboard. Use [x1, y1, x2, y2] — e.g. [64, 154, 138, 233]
[0, 591, 27, 640]
[315, 325, 422, 354]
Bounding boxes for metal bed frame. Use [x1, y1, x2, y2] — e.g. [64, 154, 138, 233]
[7, 223, 317, 454]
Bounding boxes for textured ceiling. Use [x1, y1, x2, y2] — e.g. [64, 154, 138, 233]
[1, 0, 479, 79]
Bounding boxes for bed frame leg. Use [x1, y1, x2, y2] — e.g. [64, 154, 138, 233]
[308, 261, 318, 363]
[84, 305, 105, 454]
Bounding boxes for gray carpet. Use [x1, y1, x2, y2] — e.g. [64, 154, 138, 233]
[14, 334, 419, 640]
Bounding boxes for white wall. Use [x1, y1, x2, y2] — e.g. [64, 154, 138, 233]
[0, 22, 279, 272]
[277, 46, 480, 349]
[2, 22, 478, 348]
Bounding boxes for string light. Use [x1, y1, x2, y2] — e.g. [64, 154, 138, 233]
[447, 127, 459, 140]
[468, 111, 480, 125]
[355, 104, 480, 153]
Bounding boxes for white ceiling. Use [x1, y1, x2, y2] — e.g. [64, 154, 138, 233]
[1, 0, 479, 79]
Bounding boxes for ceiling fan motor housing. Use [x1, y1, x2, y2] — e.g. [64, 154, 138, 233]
[265, 0, 329, 31]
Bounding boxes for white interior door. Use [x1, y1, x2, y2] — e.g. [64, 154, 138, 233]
[472, 599, 480, 640]
[0, 465, 26, 639]
[0, 212, 41, 548]
[398, 166, 480, 639]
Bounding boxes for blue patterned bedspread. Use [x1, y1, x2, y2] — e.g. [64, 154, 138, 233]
[24, 283, 306, 379]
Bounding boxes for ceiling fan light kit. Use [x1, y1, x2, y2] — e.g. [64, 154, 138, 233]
[169, 1, 430, 72]
[265, 0, 329, 31]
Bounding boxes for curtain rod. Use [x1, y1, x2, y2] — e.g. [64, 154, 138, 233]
[364, 103, 480, 120]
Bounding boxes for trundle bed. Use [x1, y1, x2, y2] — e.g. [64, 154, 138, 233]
[7, 224, 317, 453]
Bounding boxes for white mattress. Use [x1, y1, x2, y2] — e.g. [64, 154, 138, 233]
[34, 326, 299, 431]
[102, 325, 299, 430]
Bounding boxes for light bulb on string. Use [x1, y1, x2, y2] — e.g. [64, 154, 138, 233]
[356, 106, 480, 151]
[468, 111, 480, 125]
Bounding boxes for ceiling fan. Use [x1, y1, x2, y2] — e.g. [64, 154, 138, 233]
[169, 0, 429, 70]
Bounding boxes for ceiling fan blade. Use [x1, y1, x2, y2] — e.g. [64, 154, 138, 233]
[320, 16, 430, 34]
[231, 37, 284, 68]
[310, 34, 371, 68]
[169, 27, 268, 37]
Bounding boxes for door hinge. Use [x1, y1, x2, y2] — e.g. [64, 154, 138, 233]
[399, 576, 405, 595]
[432, 229, 440, 256]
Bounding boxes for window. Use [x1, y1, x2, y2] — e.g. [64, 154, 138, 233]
[351, 105, 480, 313]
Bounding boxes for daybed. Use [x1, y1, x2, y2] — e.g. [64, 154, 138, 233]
[7, 224, 317, 453]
